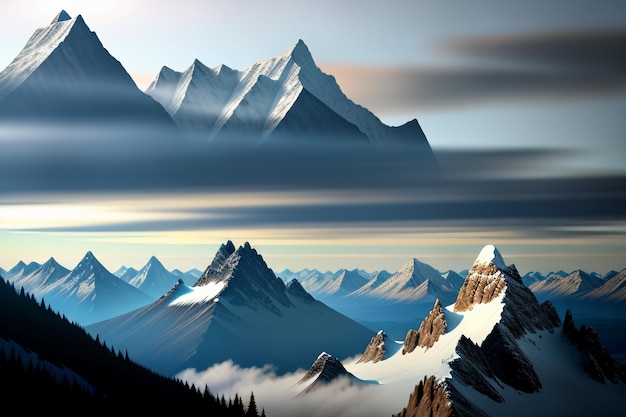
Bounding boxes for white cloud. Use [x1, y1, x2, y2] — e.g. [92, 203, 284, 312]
[176, 360, 411, 417]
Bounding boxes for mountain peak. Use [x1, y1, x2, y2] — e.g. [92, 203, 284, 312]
[51, 10, 72, 24]
[473, 244, 507, 270]
[283, 39, 316, 68]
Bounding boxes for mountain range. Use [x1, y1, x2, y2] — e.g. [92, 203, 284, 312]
[145, 38, 433, 154]
[2, 243, 625, 415]
[85, 241, 374, 377]
[0, 10, 437, 166]
[0, 273, 260, 412]
[2, 252, 201, 326]
[292, 245, 626, 416]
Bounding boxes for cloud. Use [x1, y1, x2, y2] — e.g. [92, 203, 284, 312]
[176, 360, 410, 417]
[2, 126, 625, 244]
[323, 28, 626, 114]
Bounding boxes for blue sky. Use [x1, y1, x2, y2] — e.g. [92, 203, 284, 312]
[0, 0, 625, 275]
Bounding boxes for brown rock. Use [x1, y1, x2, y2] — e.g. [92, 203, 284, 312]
[403, 299, 446, 354]
[356, 330, 387, 363]
[454, 263, 507, 313]
[393, 376, 488, 417]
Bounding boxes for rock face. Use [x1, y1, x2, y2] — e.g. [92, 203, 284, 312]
[403, 298, 447, 354]
[357, 330, 388, 363]
[481, 324, 542, 393]
[562, 309, 626, 384]
[392, 376, 488, 417]
[297, 352, 365, 395]
[449, 336, 504, 403]
[454, 245, 561, 338]
[454, 245, 509, 312]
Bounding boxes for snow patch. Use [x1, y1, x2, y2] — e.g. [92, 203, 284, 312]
[473, 244, 507, 269]
[168, 281, 225, 306]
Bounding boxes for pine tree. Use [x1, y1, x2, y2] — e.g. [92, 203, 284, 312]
[246, 392, 259, 417]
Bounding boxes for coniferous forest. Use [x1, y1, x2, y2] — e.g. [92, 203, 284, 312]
[0, 276, 265, 415]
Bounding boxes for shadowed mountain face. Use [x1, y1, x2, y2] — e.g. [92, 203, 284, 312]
[0, 12, 174, 126]
[145, 39, 436, 162]
[86, 241, 374, 377]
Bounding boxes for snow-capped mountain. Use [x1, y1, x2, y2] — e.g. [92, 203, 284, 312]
[171, 267, 203, 286]
[521, 271, 546, 287]
[301, 268, 371, 297]
[85, 241, 374, 377]
[440, 269, 466, 291]
[529, 269, 605, 299]
[8, 257, 70, 296]
[5, 260, 41, 283]
[146, 39, 435, 155]
[0, 11, 173, 125]
[114, 265, 139, 283]
[316, 244, 626, 416]
[350, 269, 393, 295]
[364, 258, 457, 304]
[126, 256, 179, 300]
[43, 251, 152, 325]
[582, 268, 626, 301]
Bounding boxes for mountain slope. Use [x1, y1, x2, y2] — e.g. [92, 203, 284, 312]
[0, 275, 253, 411]
[337, 244, 625, 417]
[86, 241, 374, 377]
[529, 269, 605, 299]
[127, 256, 179, 299]
[366, 258, 457, 304]
[45, 251, 152, 325]
[0, 10, 173, 125]
[579, 268, 626, 301]
[146, 39, 435, 159]
[8, 257, 70, 296]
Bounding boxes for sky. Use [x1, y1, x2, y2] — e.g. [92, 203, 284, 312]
[0, 0, 625, 275]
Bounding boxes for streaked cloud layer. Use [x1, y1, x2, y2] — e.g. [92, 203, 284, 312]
[1, 125, 625, 273]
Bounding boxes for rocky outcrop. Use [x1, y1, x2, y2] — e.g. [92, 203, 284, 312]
[454, 245, 561, 338]
[297, 352, 366, 395]
[454, 262, 508, 312]
[498, 270, 562, 339]
[481, 323, 542, 393]
[357, 330, 387, 363]
[403, 298, 446, 354]
[393, 376, 488, 417]
[563, 309, 626, 384]
[285, 278, 314, 303]
[449, 336, 504, 403]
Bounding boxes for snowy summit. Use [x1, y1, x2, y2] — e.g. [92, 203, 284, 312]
[473, 244, 507, 270]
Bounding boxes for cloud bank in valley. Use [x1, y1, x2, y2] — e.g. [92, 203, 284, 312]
[177, 359, 410, 417]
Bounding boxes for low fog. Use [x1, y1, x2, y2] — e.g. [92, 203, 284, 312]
[177, 358, 411, 417]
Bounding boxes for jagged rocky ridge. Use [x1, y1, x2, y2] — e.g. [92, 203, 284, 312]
[391, 244, 624, 417]
[357, 330, 388, 364]
[297, 352, 367, 395]
[86, 241, 374, 376]
[146, 39, 435, 157]
[562, 309, 626, 384]
[393, 375, 488, 417]
[402, 298, 447, 354]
